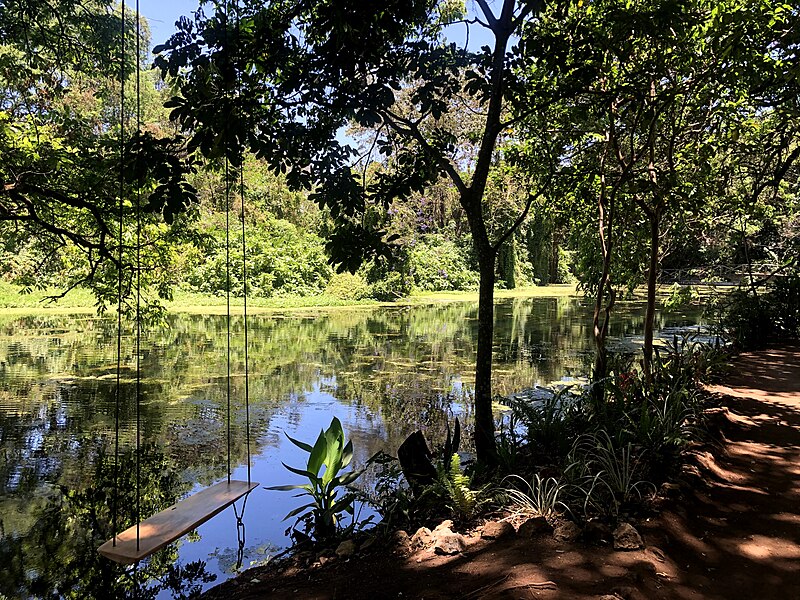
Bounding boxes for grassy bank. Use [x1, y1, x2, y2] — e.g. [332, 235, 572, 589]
[0, 281, 581, 315]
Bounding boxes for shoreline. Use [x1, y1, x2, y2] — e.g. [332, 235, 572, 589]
[0, 284, 582, 316]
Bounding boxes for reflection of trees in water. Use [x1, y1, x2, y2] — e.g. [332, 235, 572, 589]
[0, 440, 214, 599]
[0, 297, 707, 593]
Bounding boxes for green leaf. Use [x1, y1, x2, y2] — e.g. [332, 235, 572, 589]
[283, 502, 316, 521]
[282, 462, 321, 484]
[333, 469, 362, 487]
[285, 433, 314, 453]
[264, 484, 309, 492]
[341, 439, 354, 468]
[307, 430, 328, 476]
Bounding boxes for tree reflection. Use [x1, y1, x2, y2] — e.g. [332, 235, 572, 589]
[0, 296, 707, 595]
[0, 440, 214, 599]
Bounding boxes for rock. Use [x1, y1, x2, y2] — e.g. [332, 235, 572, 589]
[518, 515, 553, 537]
[584, 520, 612, 545]
[392, 530, 410, 544]
[553, 520, 581, 542]
[318, 555, 332, 566]
[398, 431, 437, 493]
[335, 539, 357, 558]
[659, 482, 681, 497]
[411, 526, 434, 550]
[481, 520, 515, 540]
[433, 529, 467, 555]
[393, 530, 412, 556]
[613, 523, 644, 550]
[433, 519, 454, 533]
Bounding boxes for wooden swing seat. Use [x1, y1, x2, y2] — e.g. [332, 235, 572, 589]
[98, 480, 258, 564]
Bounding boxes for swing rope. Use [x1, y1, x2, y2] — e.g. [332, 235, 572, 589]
[112, 0, 125, 549]
[102, 0, 256, 567]
[134, 0, 142, 553]
[240, 166, 252, 485]
[225, 156, 232, 484]
[234, 0, 252, 487]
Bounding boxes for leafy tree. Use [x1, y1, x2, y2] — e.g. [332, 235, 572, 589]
[155, 0, 554, 464]
[0, 0, 197, 309]
[524, 0, 800, 381]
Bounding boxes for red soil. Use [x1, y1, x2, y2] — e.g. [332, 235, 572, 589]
[201, 346, 800, 599]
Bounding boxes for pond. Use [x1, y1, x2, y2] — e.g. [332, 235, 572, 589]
[0, 294, 706, 598]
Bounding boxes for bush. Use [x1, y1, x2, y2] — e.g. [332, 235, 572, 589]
[564, 430, 655, 519]
[719, 275, 800, 349]
[324, 272, 372, 301]
[367, 270, 414, 301]
[407, 235, 479, 292]
[184, 214, 332, 297]
[510, 387, 585, 461]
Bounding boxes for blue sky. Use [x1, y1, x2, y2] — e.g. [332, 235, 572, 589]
[142, 0, 202, 48]
[143, 0, 495, 51]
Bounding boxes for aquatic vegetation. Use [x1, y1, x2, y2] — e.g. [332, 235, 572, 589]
[266, 417, 367, 542]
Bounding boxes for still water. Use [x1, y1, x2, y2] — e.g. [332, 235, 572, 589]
[0, 295, 704, 598]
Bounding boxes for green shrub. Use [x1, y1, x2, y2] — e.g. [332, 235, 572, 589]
[501, 473, 566, 519]
[360, 251, 414, 300]
[510, 387, 584, 461]
[184, 214, 332, 298]
[719, 275, 800, 349]
[564, 431, 654, 519]
[555, 248, 575, 284]
[432, 453, 491, 521]
[324, 272, 372, 301]
[407, 235, 479, 292]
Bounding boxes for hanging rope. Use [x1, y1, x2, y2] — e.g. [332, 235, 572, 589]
[101, 0, 256, 568]
[112, 0, 126, 549]
[240, 167, 251, 485]
[134, 0, 142, 553]
[225, 157, 232, 484]
[236, 0, 252, 487]
[223, 0, 233, 484]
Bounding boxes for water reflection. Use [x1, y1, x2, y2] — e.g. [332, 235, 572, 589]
[0, 296, 704, 598]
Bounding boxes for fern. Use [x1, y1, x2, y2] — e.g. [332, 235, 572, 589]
[445, 453, 478, 518]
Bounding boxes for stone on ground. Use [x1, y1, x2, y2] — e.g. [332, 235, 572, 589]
[433, 527, 467, 555]
[335, 539, 357, 558]
[518, 515, 553, 537]
[553, 520, 581, 542]
[411, 526, 434, 550]
[613, 523, 644, 550]
[481, 520, 515, 540]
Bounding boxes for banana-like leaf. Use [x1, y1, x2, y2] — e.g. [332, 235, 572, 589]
[282, 462, 322, 484]
[307, 430, 328, 477]
[330, 497, 353, 515]
[265, 483, 309, 491]
[285, 432, 314, 453]
[342, 439, 354, 468]
[283, 502, 316, 521]
[333, 469, 361, 487]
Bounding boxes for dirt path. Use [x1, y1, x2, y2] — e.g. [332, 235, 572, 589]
[203, 347, 800, 599]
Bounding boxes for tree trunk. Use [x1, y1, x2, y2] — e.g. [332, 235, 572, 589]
[642, 212, 659, 382]
[592, 250, 615, 404]
[474, 247, 498, 466]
